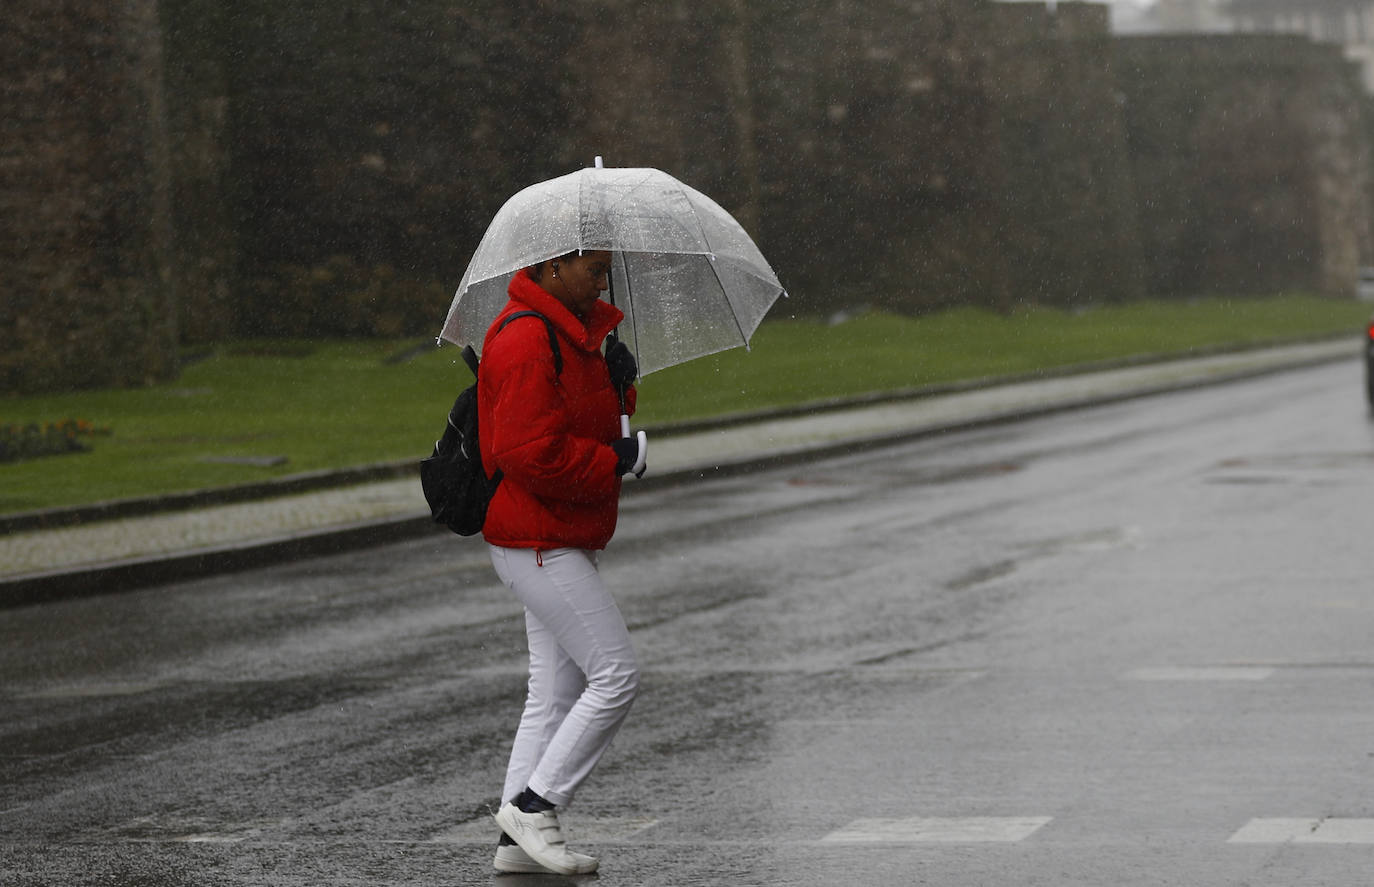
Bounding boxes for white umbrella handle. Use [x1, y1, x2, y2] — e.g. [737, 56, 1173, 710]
[620, 426, 646, 477]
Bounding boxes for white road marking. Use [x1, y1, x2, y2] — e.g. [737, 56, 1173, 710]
[1125, 666, 1274, 681]
[821, 816, 1052, 844]
[1229, 818, 1374, 844]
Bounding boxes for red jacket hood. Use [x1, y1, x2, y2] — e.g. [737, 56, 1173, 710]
[500, 271, 625, 356]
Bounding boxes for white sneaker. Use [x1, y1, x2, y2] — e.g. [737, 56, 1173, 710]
[493, 803, 598, 876]
[493, 842, 599, 875]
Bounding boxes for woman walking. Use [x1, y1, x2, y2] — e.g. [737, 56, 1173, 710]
[478, 248, 644, 876]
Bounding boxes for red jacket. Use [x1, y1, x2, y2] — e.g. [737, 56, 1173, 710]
[478, 272, 636, 550]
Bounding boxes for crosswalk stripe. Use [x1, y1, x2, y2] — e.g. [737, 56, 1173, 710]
[1229, 818, 1374, 844]
[821, 816, 1052, 844]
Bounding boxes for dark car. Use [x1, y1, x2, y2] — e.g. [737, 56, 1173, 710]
[1367, 314, 1374, 409]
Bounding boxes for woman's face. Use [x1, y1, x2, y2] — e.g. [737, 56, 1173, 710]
[547, 251, 612, 319]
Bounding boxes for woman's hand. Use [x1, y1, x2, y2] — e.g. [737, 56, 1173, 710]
[606, 341, 637, 389]
[611, 436, 647, 478]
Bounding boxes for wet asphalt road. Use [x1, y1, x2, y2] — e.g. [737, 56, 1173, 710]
[4, 358, 1374, 886]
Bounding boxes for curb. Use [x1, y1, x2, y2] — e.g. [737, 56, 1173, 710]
[0, 463, 418, 536]
[1, 514, 436, 608]
[0, 338, 1358, 609]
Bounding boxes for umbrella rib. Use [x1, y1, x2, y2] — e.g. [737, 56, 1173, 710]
[618, 251, 643, 374]
[577, 169, 587, 250]
[595, 168, 718, 257]
[706, 251, 749, 347]
[601, 169, 660, 216]
[670, 185, 752, 347]
[614, 173, 749, 354]
[605, 170, 714, 255]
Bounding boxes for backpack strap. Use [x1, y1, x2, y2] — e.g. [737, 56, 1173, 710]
[494, 310, 563, 379]
[451, 311, 562, 432]
[460, 345, 479, 377]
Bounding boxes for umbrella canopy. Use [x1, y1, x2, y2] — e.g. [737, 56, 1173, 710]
[439, 164, 786, 377]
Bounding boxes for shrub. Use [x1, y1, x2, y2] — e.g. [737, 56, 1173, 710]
[0, 419, 112, 464]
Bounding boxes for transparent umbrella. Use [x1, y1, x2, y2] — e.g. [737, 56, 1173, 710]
[439, 159, 787, 377]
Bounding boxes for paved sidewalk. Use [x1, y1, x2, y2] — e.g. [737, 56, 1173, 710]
[0, 338, 1358, 606]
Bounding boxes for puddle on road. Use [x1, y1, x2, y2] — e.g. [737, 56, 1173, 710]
[15, 681, 170, 700]
[946, 561, 1018, 591]
[1208, 452, 1374, 485]
[943, 527, 1143, 593]
[787, 460, 1021, 488]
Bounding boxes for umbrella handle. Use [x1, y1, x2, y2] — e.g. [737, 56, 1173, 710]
[607, 326, 634, 433]
[618, 420, 647, 477]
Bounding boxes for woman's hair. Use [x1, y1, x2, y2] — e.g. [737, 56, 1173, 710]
[526, 250, 582, 281]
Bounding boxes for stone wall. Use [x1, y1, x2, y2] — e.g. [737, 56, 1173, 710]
[979, 3, 1148, 308]
[1, 0, 178, 392]
[1115, 35, 1372, 296]
[171, 0, 1150, 322]
[4, 1, 1373, 394]
[747, 0, 1003, 313]
[159, 0, 237, 344]
[708, 1, 1150, 314]
[215, 0, 764, 334]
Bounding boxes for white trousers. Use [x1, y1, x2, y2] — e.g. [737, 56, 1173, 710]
[489, 545, 639, 808]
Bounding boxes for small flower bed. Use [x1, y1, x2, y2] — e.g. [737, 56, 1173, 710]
[0, 419, 112, 464]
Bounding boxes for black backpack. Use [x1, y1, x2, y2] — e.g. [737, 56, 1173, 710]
[420, 311, 562, 535]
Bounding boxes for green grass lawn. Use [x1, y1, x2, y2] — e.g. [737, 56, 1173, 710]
[1, 294, 1368, 515]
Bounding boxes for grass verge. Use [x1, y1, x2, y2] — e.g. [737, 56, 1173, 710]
[0, 294, 1367, 515]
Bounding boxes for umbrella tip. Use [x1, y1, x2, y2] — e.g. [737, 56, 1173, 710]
[594, 155, 604, 168]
